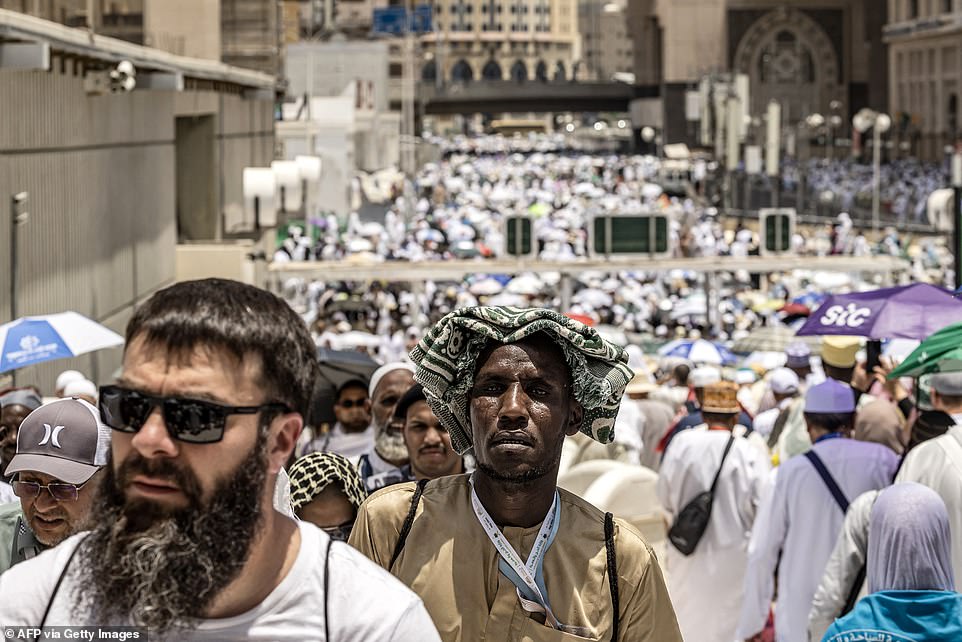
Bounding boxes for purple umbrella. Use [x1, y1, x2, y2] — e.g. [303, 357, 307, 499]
[796, 283, 962, 340]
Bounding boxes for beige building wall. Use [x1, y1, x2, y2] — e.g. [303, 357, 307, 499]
[885, 0, 962, 159]
[418, 0, 580, 83]
[580, 0, 633, 81]
[144, 0, 221, 59]
[0, 11, 275, 392]
[655, 0, 726, 82]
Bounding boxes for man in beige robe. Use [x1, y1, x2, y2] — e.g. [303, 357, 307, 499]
[350, 307, 681, 641]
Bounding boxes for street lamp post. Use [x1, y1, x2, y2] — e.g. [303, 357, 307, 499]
[9, 192, 28, 387]
[952, 151, 962, 288]
[853, 108, 891, 235]
[641, 126, 659, 158]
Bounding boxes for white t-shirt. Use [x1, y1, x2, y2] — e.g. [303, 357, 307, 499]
[0, 519, 440, 641]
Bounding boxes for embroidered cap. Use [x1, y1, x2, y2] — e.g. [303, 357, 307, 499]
[804, 379, 856, 414]
[785, 342, 812, 369]
[769, 368, 801, 395]
[821, 336, 861, 369]
[4, 398, 111, 484]
[690, 366, 722, 389]
[701, 382, 740, 414]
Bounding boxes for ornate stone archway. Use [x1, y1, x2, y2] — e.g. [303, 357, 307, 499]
[733, 7, 844, 122]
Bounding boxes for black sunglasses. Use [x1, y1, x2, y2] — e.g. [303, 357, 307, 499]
[99, 385, 290, 444]
[336, 399, 367, 409]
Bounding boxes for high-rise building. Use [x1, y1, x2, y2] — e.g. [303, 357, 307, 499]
[222, 0, 283, 76]
[579, 0, 632, 81]
[416, 0, 580, 84]
[885, 0, 961, 160]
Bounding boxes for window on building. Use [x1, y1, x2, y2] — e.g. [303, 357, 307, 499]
[535, 60, 548, 81]
[510, 60, 527, 81]
[451, 59, 473, 82]
[422, 60, 437, 81]
[949, 93, 958, 133]
[908, 0, 918, 18]
[942, 0, 951, 12]
[482, 60, 503, 79]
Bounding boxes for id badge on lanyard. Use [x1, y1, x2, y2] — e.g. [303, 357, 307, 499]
[469, 476, 592, 636]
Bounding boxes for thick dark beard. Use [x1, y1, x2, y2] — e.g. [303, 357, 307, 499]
[477, 461, 551, 485]
[77, 428, 269, 633]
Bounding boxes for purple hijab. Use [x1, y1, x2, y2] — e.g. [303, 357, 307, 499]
[868, 482, 955, 593]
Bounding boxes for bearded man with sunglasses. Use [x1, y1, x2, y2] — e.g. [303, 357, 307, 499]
[0, 279, 439, 641]
[0, 398, 109, 574]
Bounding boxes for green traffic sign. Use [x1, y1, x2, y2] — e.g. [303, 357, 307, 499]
[592, 215, 669, 255]
[505, 216, 533, 256]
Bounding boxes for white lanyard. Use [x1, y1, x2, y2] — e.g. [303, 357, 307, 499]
[469, 476, 563, 629]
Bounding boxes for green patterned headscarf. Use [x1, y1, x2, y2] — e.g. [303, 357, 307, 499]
[410, 306, 634, 455]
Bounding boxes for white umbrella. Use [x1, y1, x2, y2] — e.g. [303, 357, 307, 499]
[506, 274, 544, 296]
[573, 288, 612, 308]
[0, 312, 123, 373]
[485, 293, 528, 307]
[469, 278, 504, 296]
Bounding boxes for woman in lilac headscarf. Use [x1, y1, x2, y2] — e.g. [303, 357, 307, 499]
[822, 482, 962, 641]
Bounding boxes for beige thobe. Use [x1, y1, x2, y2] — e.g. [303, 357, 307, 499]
[349, 474, 681, 642]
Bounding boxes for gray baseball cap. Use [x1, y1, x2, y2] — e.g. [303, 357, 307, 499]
[4, 398, 111, 484]
[929, 371, 962, 397]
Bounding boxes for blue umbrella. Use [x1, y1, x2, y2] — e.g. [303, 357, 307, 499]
[0, 312, 124, 373]
[657, 339, 737, 366]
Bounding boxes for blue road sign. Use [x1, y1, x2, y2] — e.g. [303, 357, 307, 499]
[372, 7, 407, 34]
[372, 5, 432, 34]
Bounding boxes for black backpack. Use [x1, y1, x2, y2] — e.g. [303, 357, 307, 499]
[668, 433, 735, 556]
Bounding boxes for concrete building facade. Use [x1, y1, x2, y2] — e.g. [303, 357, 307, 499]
[415, 0, 580, 84]
[0, 9, 274, 390]
[579, 0, 632, 81]
[885, 0, 962, 160]
[628, 0, 888, 147]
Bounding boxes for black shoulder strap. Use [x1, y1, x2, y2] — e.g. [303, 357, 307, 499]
[389, 479, 428, 572]
[708, 434, 736, 496]
[604, 512, 619, 642]
[324, 536, 334, 641]
[40, 537, 85, 628]
[804, 450, 849, 512]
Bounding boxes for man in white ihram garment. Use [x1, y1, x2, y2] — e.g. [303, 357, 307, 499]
[657, 382, 770, 642]
[736, 379, 898, 642]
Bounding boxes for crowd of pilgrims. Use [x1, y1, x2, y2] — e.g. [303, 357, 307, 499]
[0, 280, 960, 641]
[290, 329, 962, 642]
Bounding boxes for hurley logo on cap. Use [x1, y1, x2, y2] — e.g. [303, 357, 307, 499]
[38, 424, 65, 449]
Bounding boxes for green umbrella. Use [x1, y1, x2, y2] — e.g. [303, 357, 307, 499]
[888, 321, 962, 379]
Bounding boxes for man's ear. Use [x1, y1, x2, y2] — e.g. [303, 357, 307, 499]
[268, 413, 303, 474]
[565, 400, 584, 437]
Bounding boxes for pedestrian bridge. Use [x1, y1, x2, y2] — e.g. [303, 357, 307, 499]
[417, 81, 645, 115]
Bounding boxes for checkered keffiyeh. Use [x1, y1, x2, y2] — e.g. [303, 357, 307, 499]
[410, 306, 634, 455]
[288, 452, 368, 512]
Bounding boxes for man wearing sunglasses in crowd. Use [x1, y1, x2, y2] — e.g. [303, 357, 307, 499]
[0, 278, 439, 641]
[304, 380, 375, 459]
[0, 397, 109, 574]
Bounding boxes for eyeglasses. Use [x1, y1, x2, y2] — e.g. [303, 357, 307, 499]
[336, 399, 367, 409]
[98, 385, 290, 444]
[321, 521, 354, 542]
[13, 479, 87, 502]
